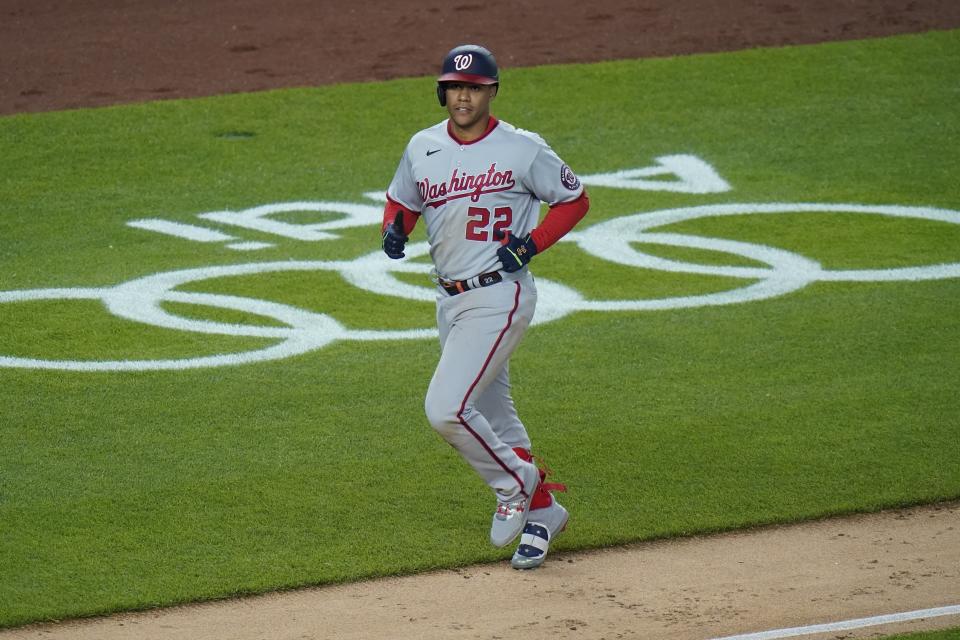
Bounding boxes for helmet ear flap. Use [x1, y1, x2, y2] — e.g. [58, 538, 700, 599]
[437, 83, 446, 107]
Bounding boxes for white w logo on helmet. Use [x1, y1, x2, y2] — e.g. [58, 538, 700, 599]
[454, 53, 473, 71]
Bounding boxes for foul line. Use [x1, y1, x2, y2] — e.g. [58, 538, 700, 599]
[709, 605, 960, 640]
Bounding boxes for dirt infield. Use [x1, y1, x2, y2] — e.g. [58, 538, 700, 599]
[3, 0, 959, 115]
[2, 1, 959, 638]
[4, 502, 959, 639]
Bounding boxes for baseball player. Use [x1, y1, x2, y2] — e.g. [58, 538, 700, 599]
[381, 44, 589, 569]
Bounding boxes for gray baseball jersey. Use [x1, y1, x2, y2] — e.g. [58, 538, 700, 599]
[387, 117, 584, 281]
[385, 115, 586, 516]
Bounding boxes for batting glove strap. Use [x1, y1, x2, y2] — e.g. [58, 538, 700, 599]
[497, 234, 538, 273]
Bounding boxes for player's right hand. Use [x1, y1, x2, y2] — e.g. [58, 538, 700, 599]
[382, 211, 409, 259]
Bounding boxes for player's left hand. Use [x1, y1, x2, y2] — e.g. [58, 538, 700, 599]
[495, 231, 538, 273]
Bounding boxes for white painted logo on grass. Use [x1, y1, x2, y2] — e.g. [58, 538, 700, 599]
[2, 202, 959, 371]
[128, 200, 384, 250]
[580, 154, 731, 194]
[125, 155, 729, 250]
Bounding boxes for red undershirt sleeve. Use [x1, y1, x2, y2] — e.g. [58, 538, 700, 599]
[529, 190, 590, 253]
[382, 197, 421, 235]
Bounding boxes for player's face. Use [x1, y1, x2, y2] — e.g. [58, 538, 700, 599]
[444, 82, 497, 140]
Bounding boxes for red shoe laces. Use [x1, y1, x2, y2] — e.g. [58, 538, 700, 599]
[533, 455, 567, 494]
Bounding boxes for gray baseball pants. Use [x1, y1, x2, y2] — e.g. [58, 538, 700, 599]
[424, 270, 537, 501]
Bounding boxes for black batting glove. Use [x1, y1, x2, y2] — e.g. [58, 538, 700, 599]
[382, 211, 408, 259]
[495, 231, 538, 273]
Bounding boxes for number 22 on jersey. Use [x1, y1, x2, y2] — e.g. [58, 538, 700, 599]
[465, 206, 513, 241]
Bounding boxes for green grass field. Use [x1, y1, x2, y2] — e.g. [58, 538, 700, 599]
[895, 631, 960, 640]
[1, 30, 959, 627]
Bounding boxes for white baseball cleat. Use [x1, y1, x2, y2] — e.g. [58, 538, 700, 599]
[511, 500, 569, 569]
[489, 461, 540, 548]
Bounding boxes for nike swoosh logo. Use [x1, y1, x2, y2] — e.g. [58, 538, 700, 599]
[426, 149, 441, 156]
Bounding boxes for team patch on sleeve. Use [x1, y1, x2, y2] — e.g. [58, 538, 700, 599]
[560, 164, 581, 191]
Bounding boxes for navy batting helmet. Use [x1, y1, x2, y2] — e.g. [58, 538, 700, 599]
[436, 44, 499, 106]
